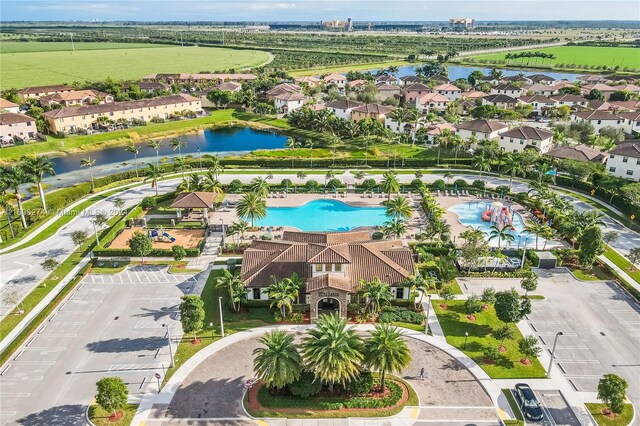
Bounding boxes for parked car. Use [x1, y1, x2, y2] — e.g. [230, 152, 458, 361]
[514, 383, 544, 421]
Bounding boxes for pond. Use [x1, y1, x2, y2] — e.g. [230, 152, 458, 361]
[44, 126, 287, 187]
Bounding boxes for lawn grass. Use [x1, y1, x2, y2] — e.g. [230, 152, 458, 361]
[1, 41, 165, 54]
[1, 45, 269, 89]
[569, 265, 611, 281]
[432, 300, 546, 379]
[393, 322, 425, 332]
[90, 260, 130, 274]
[501, 389, 525, 426]
[465, 46, 640, 71]
[586, 403, 634, 426]
[87, 403, 139, 426]
[603, 245, 640, 283]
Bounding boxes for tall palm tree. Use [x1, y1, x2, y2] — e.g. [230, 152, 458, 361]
[488, 224, 515, 249]
[301, 313, 363, 393]
[325, 170, 335, 185]
[201, 171, 223, 196]
[215, 269, 245, 312]
[473, 154, 491, 176]
[80, 156, 96, 192]
[380, 171, 400, 200]
[145, 163, 162, 196]
[385, 195, 413, 223]
[363, 324, 412, 392]
[125, 142, 140, 178]
[405, 274, 433, 310]
[0, 171, 16, 238]
[2, 166, 27, 228]
[501, 154, 525, 190]
[359, 278, 392, 314]
[173, 156, 189, 179]
[287, 137, 300, 168]
[265, 276, 299, 318]
[253, 330, 302, 390]
[248, 177, 270, 197]
[296, 171, 307, 186]
[148, 139, 163, 167]
[170, 137, 187, 163]
[236, 192, 267, 227]
[209, 155, 223, 179]
[383, 220, 408, 239]
[20, 155, 55, 214]
[524, 222, 546, 250]
[177, 173, 201, 193]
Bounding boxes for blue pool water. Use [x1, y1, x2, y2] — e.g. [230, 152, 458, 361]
[449, 201, 534, 245]
[255, 199, 388, 232]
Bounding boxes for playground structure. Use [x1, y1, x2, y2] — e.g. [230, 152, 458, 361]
[109, 226, 206, 250]
[481, 201, 516, 231]
[149, 228, 176, 243]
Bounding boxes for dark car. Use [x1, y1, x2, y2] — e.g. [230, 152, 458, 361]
[514, 383, 544, 421]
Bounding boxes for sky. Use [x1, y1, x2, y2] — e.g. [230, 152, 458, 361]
[1, 0, 639, 22]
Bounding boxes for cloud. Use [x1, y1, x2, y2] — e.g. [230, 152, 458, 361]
[247, 3, 297, 10]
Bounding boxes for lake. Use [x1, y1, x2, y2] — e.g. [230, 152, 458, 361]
[372, 64, 581, 82]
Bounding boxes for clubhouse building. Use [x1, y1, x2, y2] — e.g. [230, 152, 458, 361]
[240, 230, 415, 320]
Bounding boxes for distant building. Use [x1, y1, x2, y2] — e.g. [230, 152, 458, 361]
[40, 89, 113, 108]
[455, 119, 509, 142]
[321, 18, 353, 31]
[142, 73, 256, 86]
[0, 98, 20, 113]
[122, 81, 171, 94]
[350, 103, 395, 122]
[17, 84, 74, 102]
[0, 112, 37, 144]
[449, 18, 474, 30]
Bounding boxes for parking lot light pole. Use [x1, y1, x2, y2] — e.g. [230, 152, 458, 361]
[162, 324, 175, 368]
[218, 296, 225, 337]
[424, 294, 432, 334]
[210, 322, 214, 339]
[547, 331, 563, 378]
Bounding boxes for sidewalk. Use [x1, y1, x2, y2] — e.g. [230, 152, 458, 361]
[598, 254, 640, 292]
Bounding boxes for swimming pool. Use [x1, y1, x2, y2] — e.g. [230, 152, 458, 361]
[449, 201, 534, 245]
[254, 199, 388, 231]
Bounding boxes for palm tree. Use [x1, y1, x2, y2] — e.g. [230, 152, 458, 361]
[359, 278, 392, 314]
[265, 276, 298, 318]
[253, 330, 302, 390]
[178, 174, 201, 193]
[20, 155, 55, 214]
[363, 324, 412, 392]
[296, 171, 307, 186]
[488, 224, 515, 249]
[405, 274, 432, 309]
[443, 171, 454, 184]
[236, 192, 266, 227]
[2, 166, 27, 228]
[501, 154, 525, 189]
[215, 269, 244, 312]
[301, 313, 363, 393]
[125, 143, 140, 178]
[80, 156, 96, 192]
[287, 137, 300, 168]
[524, 222, 546, 250]
[148, 139, 163, 167]
[0, 171, 16, 238]
[473, 154, 491, 176]
[325, 170, 335, 185]
[170, 137, 187, 163]
[380, 171, 400, 200]
[173, 156, 189, 179]
[385, 195, 413, 223]
[248, 177, 270, 197]
[201, 171, 223, 197]
[383, 220, 408, 239]
[145, 163, 162, 196]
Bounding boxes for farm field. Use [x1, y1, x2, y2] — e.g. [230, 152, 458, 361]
[0, 41, 166, 53]
[466, 46, 640, 70]
[0, 44, 270, 89]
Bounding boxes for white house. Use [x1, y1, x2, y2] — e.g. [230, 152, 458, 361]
[0, 98, 20, 113]
[619, 111, 640, 135]
[324, 99, 364, 120]
[454, 119, 509, 142]
[0, 112, 37, 144]
[482, 94, 518, 110]
[498, 126, 554, 154]
[490, 83, 523, 97]
[571, 110, 625, 133]
[523, 83, 557, 97]
[414, 92, 449, 114]
[399, 76, 421, 86]
[433, 83, 462, 101]
[605, 142, 640, 182]
[274, 93, 306, 115]
[323, 73, 347, 92]
[550, 94, 588, 108]
[518, 95, 557, 116]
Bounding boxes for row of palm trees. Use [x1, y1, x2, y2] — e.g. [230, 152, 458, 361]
[253, 315, 411, 393]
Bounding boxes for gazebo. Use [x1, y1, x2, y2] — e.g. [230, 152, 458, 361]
[170, 192, 217, 223]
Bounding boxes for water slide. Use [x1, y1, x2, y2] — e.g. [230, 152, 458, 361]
[502, 208, 515, 230]
[481, 210, 493, 221]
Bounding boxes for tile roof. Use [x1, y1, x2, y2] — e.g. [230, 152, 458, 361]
[325, 99, 364, 110]
[572, 110, 621, 121]
[0, 98, 19, 109]
[433, 83, 461, 92]
[618, 111, 640, 121]
[460, 90, 487, 99]
[0, 112, 34, 125]
[17, 84, 73, 94]
[525, 83, 556, 92]
[265, 83, 301, 96]
[455, 119, 508, 133]
[417, 93, 450, 103]
[274, 92, 306, 101]
[500, 126, 554, 141]
[404, 83, 431, 91]
[170, 192, 217, 209]
[376, 75, 398, 82]
[583, 83, 616, 92]
[546, 144, 606, 162]
[351, 103, 395, 114]
[43, 94, 200, 119]
[483, 94, 518, 104]
[216, 82, 242, 91]
[41, 89, 108, 103]
[323, 73, 347, 82]
[377, 84, 401, 92]
[609, 142, 640, 158]
[400, 76, 421, 82]
[306, 274, 354, 292]
[550, 94, 587, 103]
[518, 95, 556, 104]
[527, 74, 555, 83]
[493, 83, 521, 91]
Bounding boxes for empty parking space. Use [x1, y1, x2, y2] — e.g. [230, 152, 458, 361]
[536, 390, 581, 426]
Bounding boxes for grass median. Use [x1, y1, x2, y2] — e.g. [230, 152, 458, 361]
[586, 403, 634, 426]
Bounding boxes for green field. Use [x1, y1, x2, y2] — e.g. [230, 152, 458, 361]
[0, 41, 166, 54]
[0, 43, 270, 89]
[467, 46, 640, 71]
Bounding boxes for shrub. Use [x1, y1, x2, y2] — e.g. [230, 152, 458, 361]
[304, 180, 319, 191]
[483, 346, 501, 363]
[472, 180, 486, 189]
[379, 306, 423, 324]
[288, 312, 305, 323]
[372, 231, 384, 240]
[227, 179, 244, 193]
[481, 287, 497, 304]
[289, 371, 322, 398]
[140, 197, 156, 209]
[410, 179, 424, 191]
[319, 402, 343, 410]
[344, 370, 374, 395]
[360, 178, 378, 191]
[453, 179, 467, 188]
[280, 178, 293, 189]
[326, 178, 343, 190]
[172, 245, 187, 261]
[431, 179, 446, 190]
[465, 295, 484, 314]
[495, 185, 511, 195]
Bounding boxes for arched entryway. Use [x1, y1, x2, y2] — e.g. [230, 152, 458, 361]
[317, 297, 340, 317]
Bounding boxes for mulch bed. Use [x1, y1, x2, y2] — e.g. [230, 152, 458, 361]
[108, 411, 123, 422]
[466, 314, 476, 321]
[520, 358, 532, 365]
[246, 379, 410, 415]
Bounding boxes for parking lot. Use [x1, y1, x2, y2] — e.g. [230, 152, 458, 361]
[0, 265, 204, 425]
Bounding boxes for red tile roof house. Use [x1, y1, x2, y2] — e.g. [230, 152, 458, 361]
[619, 111, 640, 135]
[293, 76, 322, 88]
[0, 112, 37, 144]
[350, 103, 395, 122]
[323, 73, 347, 92]
[549, 94, 589, 108]
[215, 81, 243, 93]
[265, 83, 302, 101]
[122, 81, 171, 94]
[0, 98, 20, 113]
[274, 92, 307, 116]
[39, 89, 114, 108]
[433, 83, 462, 100]
[481, 94, 519, 109]
[423, 123, 457, 144]
[17, 84, 74, 102]
[581, 83, 618, 100]
[571, 110, 625, 133]
[240, 230, 415, 320]
[460, 91, 488, 100]
[522, 83, 558, 97]
[403, 83, 431, 102]
[498, 126, 555, 154]
[454, 119, 509, 143]
[375, 83, 402, 101]
[490, 83, 523, 98]
[546, 144, 608, 163]
[414, 92, 450, 114]
[325, 99, 364, 120]
[376, 75, 398, 85]
[518, 95, 558, 116]
[399, 75, 421, 86]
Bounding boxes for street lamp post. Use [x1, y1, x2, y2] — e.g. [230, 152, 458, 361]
[521, 241, 527, 270]
[218, 296, 225, 337]
[463, 331, 469, 350]
[197, 147, 203, 173]
[162, 323, 175, 368]
[210, 322, 214, 339]
[220, 218, 225, 244]
[424, 294, 432, 334]
[547, 332, 564, 378]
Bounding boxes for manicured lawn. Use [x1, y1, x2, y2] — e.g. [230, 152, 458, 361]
[432, 300, 546, 378]
[87, 403, 138, 426]
[467, 46, 640, 70]
[501, 389, 525, 426]
[1, 45, 269, 89]
[1, 41, 164, 53]
[603, 246, 640, 283]
[393, 322, 425, 332]
[586, 403, 634, 426]
[90, 260, 130, 274]
[569, 265, 611, 281]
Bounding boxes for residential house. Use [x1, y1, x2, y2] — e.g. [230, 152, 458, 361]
[325, 99, 364, 120]
[323, 73, 347, 92]
[265, 83, 302, 101]
[490, 83, 523, 97]
[0, 98, 20, 113]
[550, 94, 589, 108]
[414, 92, 450, 114]
[399, 75, 421, 86]
[274, 93, 306, 115]
[17, 84, 74, 102]
[215, 82, 243, 93]
[482, 94, 518, 110]
[619, 111, 640, 135]
[609, 101, 640, 112]
[527, 74, 555, 85]
[240, 230, 415, 320]
[347, 80, 368, 91]
[460, 91, 487, 100]
[571, 110, 624, 133]
[376, 75, 398, 86]
[423, 123, 457, 144]
[122, 81, 171, 94]
[576, 75, 608, 84]
[518, 95, 557, 116]
[454, 119, 509, 142]
[0, 112, 37, 144]
[142, 73, 257, 85]
[403, 83, 431, 102]
[350, 103, 395, 122]
[376, 84, 402, 101]
[611, 84, 640, 96]
[498, 126, 554, 154]
[433, 83, 462, 100]
[546, 144, 608, 163]
[549, 81, 576, 92]
[503, 76, 530, 85]
[581, 83, 617, 100]
[39, 89, 113, 108]
[43, 94, 202, 135]
[605, 142, 640, 181]
[523, 83, 558, 97]
[293, 76, 322, 88]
